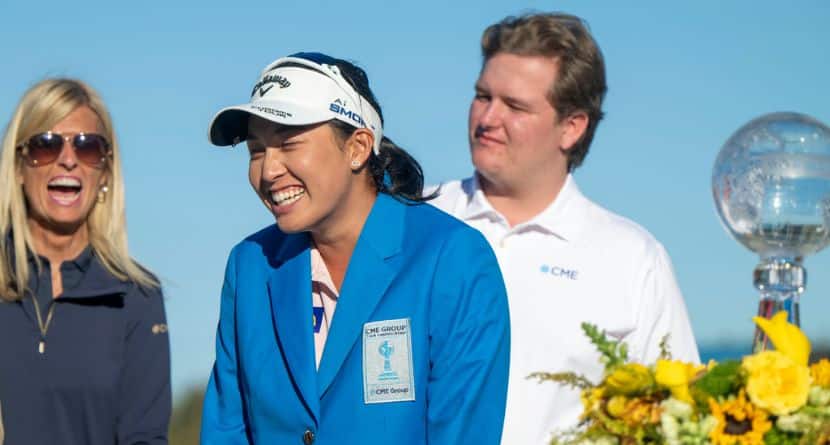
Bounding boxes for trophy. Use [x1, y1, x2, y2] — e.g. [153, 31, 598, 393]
[378, 340, 398, 381]
[712, 112, 830, 352]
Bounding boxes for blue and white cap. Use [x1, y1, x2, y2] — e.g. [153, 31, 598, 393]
[208, 52, 384, 154]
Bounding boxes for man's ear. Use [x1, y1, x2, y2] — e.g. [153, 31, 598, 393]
[346, 128, 374, 170]
[560, 111, 589, 152]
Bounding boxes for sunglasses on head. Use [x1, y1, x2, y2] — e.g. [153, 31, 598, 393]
[16, 131, 110, 167]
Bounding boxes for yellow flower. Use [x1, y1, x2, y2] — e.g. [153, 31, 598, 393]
[581, 387, 605, 418]
[742, 350, 811, 415]
[618, 397, 661, 427]
[753, 311, 811, 366]
[708, 390, 772, 445]
[811, 358, 830, 388]
[606, 396, 661, 427]
[604, 363, 653, 396]
[655, 359, 704, 404]
[604, 395, 627, 418]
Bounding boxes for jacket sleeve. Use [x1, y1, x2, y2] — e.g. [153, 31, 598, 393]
[117, 283, 172, 445]
[427, 228, 511, 444]
[200, 249, 251, 445]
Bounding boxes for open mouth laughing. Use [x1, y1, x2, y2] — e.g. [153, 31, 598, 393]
[47, 176, 82, 206]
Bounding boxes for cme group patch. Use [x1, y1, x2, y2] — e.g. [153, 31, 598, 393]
[362, 318, 415, 404]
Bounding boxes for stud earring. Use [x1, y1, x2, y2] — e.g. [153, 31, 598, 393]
[351, 160, 361, 168]
[97, 185, 109, 204]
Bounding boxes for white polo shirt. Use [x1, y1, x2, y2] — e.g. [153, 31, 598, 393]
[429, 174, 699, 444]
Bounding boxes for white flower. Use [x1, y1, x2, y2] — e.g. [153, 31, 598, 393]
[660, 413, 681, 445]
[776, 412, 816, 432]
[808, 386, 830, 406]
[573, 435, 618, 445]
[661, 397, 694, 419]
[698, 415, 718, 436]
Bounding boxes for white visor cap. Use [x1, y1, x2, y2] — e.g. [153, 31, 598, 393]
[208, 56, 384, 154]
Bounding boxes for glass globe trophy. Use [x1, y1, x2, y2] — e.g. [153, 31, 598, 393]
[712, 112, 830, 352]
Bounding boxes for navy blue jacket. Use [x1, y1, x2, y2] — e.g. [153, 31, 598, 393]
[0, 247, 171, 444]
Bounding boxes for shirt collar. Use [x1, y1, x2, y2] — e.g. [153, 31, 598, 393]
[26, 244, 131, 299]
[310, 246, 339, 298]
[5, 232, 132, 298]
[457, 174, 500, 222]
[458, 173, 589, 242]
[60, 245, 95, 273]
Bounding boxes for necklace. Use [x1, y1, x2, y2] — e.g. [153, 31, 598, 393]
[30, 294, 56, 354]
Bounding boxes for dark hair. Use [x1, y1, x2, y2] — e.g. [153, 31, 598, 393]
[289, 53, 434, 202]
[482, 13, 607, 171]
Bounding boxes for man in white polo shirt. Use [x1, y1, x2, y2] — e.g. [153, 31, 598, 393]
[429, 12, 700, 444]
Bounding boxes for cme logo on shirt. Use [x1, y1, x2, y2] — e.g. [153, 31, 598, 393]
[540, 264, 579, 280]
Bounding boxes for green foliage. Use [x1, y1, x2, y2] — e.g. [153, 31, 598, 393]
[693, 360, 743, 398]
[528, 371, 594, 390]
[763, 427, 802, 445]
[798, 420, 830, 445]
[582, 322, 628, 371]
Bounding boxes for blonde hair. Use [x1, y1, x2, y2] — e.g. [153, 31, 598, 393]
[0, 78, 158, 301]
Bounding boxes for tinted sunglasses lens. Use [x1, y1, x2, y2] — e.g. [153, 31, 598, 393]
[26, 133, 64, 164]
[73, 134, 108, 166]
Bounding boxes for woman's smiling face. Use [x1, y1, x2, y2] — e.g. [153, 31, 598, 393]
[246, 117, 358, 235]
[20, 106, 109, 235]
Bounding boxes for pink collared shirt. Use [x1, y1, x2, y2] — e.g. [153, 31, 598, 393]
[311, 247, 339, 369]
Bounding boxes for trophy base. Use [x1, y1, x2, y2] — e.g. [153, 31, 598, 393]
[752, 298, 801, 353]
[751, 258, 805, 353]
[378, 371, 399, 381]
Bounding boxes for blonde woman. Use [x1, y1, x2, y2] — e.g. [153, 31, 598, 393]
[0, 78, 171, 444]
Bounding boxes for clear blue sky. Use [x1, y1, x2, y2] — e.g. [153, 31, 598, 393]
[2, 1, 829, 400]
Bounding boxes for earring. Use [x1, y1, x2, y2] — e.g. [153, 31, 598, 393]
[97, 185, 109, 204]
[351, 160, 361, 169]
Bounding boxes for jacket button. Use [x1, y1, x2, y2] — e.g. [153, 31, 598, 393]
[303, 429, 315, 444]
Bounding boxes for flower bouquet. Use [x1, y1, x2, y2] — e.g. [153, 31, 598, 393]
[531, 312, 830, 444]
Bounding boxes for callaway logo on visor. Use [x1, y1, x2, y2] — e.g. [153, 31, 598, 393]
[208, 51, 385, 154]
[251, 74, 291, 98]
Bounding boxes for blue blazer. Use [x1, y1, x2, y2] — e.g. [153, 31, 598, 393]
[201, 194, 510, 444]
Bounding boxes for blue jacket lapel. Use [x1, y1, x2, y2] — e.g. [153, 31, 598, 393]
[317, 194, 405, 396]
[266, 232, 320, 425]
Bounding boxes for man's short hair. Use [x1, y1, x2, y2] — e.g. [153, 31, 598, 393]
[481, 12, 607, 171]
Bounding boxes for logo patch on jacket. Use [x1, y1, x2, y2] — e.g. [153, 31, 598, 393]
[362, 318, 415, 404]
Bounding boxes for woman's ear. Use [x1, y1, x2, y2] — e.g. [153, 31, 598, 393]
[346, 128, 374, 170]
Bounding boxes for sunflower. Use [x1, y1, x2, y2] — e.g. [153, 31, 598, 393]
[708, 390, 772, 445]
[812, 358, 830, 388]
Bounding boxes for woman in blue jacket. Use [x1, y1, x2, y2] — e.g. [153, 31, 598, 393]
[201, 52, 510, 444]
